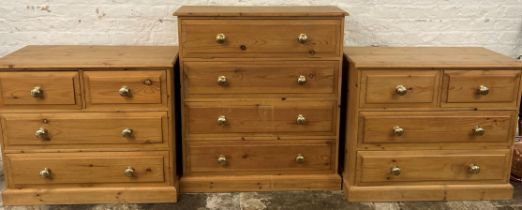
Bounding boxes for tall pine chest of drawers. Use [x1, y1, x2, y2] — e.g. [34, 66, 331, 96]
[175, 6, 347, 192]
[344, 47, 522, 201]
[0, 46, 179, 205]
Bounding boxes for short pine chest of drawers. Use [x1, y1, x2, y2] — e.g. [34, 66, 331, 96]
[343, 47, 522, 201]
[175, 6, 347, 192]
[0, 46, 179, 205]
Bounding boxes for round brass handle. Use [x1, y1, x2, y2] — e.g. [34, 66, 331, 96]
[217, 154, 227, 166]
[121, 128, 133, 138]
[472, 125, 485, 136]
[39, 168, 52, 179]
[217, 75, 228, 86]
[297, 75, 307, 85]
[390, 166, 401, 176]
[216, 33, 226, 44]
[124, 166, 135, 177]
[30, 86, 43, 98]
[468, 164, 481, 174]
[35, 127, 49, 140]
[217, 115, 227, 126]
[296, 114, 306, 125]
[393, 126, 404, 136]
[295, 154, 305, 164]
[478, 85, 489, 96]
[297, 33, 308, 44]
[395, 85, 408, 96]
[119, 86, 131, 97]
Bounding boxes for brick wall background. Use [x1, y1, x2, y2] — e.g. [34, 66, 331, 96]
[0, 0, 521, 58]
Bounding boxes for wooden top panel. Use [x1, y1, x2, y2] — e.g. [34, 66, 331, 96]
[346, 47, 522, 69]
[0, 45, 179, 70]
[174, 6, 348, 17]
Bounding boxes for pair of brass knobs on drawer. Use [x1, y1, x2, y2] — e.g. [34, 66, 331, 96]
[391, 125, 486, 136]
[389, 164, 481, 176]
[216, 75, 308, 86]
[215, 33, 309, 44]
[39, 166, 137, 179]
[216, 114, 307, 126]
[216, 154, 305, 166]
[34, 127, 135, 140]
[394, 84, 490, 96]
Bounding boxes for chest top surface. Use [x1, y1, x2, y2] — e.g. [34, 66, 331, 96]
[174, 6, 348, 17]
[0, 45, 179, 70]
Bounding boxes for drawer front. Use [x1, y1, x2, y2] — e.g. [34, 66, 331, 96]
[180, 19, 342, 58]
[84, 71, 166, 105]
[443, 70, 521, 107]
[186, 100, 336, 135]
[0, 72, 79, 106]
[357, 150, 510, 184]
[183, 61, 338, 95]
[1, 112, 166, 148]
[188, 141, 333, 175]
[360, 70, 440, 107]
[360, 111, 514, 144]
[6, 151, 167, 185]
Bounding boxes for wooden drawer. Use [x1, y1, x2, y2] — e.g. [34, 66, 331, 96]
[442, 70, 521, 107]
[188, 141, 334, 175]
[360, 70, 440, 107]
[180, 19, 342, 58]
[359, 111, 514, 145]
[186, 100, 336, 135]
[1, 112, 167, 149]
[84, 70, 166, 106]
[356, 150, 510, 184]
[0, 72, 80, 107]
[183, 61, 338, 96]
[5, 151, 167, 186]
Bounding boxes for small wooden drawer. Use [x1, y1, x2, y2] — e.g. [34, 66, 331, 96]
[183, 61, 338, 96]
[1, 112, 167, 149]
[5, 151, 167, 186]
[442, 70, 521, 108]
[360, 70, 440, 107]
[359, 111, 514, 145]
[186, 100, 336, 135]
[84, 70, 166, 106]
[356, 150, 510, 184]
[0, 72, 80, 107]
[179, 19, 342, 58]
[188, 141, 333, 175]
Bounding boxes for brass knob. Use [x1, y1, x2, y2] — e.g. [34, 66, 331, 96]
[39, 168, 52, 179]
[124, 166, 135, 177]
[217, 115, 227, 126]
[217, 75, 228, 86]
[478, 85, 489, 95]
[121, 128, 133, 138]
[297, 75, 307, 85]
[393, 126, 404, 136]
[30, 86, 43, 98]
[390, 166, 401, 176]
[217, 154, 227, 166]
[297, 33, 308, 43]
[119, 86, 131, 97]
[472, 125, 485, 136]
[35, 127, 49, 140]
[296, 114, 306, 125]
[216, 33, 226, 44]
[395, 85, 408, 96]
[143, 79, 153, 86]
[295, 154, 305, 164]
[468, 164, 481, 174]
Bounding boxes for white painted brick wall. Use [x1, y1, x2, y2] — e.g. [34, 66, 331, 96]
[0, 0, 521, 58]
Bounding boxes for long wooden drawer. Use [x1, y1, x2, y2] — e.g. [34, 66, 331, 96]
[188, 141, 334, 175]
[186, 100, 336, 135]
[180, 19, 342, 58]
[5, 151, 167, 186]
[183, 61, 338, 96]
[0, 72, 80, 107]
[1, 112, 167, 148]
[359, 111, 514, 145]
[356, 150, 510, 184]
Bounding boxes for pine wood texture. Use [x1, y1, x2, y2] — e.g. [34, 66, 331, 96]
[174, 6, 348, 17]
[344, 47, 522, 201]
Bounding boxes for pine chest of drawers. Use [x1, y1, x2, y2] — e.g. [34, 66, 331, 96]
[175, 6, 347, 192]
[343, 47, 522, 201]
[0, 46, 179, 205]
